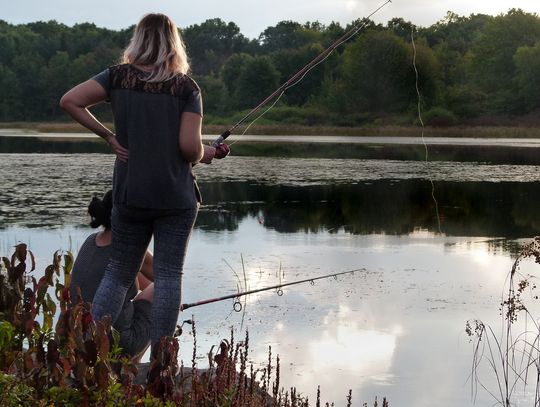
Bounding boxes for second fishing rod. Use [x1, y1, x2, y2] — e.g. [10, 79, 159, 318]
[180, 268, 364, 312]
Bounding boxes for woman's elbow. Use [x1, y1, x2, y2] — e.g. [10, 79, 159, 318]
[59, 93, 74, 112]
[59, 94, 67, 111]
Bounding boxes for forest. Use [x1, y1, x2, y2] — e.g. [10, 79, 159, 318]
[1, 8, 540, 126]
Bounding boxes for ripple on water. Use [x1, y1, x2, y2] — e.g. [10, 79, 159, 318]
[2, 154, 540, 228]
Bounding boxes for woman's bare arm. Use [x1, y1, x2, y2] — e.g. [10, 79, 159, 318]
[179, 112, 204, 163]
[139, 251, 154, 283]
[60, 80, 129, 161]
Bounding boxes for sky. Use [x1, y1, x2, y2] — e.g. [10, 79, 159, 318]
[2, 0, 540, 38]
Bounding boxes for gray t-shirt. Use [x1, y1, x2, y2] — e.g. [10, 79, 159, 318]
[92, 64, 203, 209]
[70, 232, 137, 331]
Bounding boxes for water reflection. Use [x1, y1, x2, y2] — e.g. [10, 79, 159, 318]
[310, 306, 398, 375]
[2, 154, 540, 242]
[198, 181, 540, 238]
[3, 153, 540, 405]
[0, 215, 537, 405]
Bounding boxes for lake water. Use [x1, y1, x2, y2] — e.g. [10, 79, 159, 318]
[2, 153, 540, 406]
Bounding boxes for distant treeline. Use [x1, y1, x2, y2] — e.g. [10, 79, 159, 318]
[1, 9, 540, 125]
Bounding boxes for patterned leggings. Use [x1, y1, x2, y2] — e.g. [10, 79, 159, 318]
[91, 205, 198, 349]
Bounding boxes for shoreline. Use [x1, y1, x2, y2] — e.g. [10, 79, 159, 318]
[3, 122, 540, 139]
[3, 126, 540, 164]
[4, 130, 540, 148]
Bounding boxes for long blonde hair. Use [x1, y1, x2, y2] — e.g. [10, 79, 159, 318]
[122, 13, 190, 82]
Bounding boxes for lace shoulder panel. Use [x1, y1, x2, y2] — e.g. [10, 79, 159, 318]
[109, 64, 198, 98]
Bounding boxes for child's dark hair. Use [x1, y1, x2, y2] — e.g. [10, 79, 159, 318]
[88, 190, 113, 229]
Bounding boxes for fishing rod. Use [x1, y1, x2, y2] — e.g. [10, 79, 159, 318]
[212, 0, 392, 148]
[180, 268, 364, 311]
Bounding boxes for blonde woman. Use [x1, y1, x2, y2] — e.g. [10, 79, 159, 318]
[60, 13, 229, 355]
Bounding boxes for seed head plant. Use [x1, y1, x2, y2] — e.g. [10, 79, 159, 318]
[467, 236, 540, 406]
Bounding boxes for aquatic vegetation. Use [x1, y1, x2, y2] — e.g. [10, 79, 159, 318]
[466, 236, 540, 406]
[0, 243, 385, 406]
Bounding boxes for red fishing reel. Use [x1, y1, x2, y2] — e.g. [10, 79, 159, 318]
[214, 143, 230, 159]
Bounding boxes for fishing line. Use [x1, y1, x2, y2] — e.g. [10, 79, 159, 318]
[228, 43, 341, 147]
[227, 90, 286, 147]
[411, 25, 442, 234]
[212, 0, 393, 147]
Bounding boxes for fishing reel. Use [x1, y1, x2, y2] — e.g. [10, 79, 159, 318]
[214, 143, 230, 159]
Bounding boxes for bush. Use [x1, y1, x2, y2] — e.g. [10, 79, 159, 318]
[205, 105, 371, 127]
[0, 373, 36, 406]
[446, 86, 487, 118]
[422, 107, 457, 126]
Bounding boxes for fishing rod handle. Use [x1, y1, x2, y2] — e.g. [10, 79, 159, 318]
[212, 130, 231, 147]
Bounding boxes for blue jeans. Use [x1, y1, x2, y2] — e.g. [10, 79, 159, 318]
[91, 205, 198, 350]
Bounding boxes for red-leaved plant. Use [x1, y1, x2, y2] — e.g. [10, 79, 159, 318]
[0, 243, 385, 406]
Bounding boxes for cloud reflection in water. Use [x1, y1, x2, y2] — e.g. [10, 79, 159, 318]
[310, 306, 399, 379]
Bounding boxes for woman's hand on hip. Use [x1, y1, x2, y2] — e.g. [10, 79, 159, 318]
[106, 134, 129, 162]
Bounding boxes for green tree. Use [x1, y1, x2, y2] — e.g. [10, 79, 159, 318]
[271, 43, 327, 106]
[40, 51, 72, 118]
[344, 18, 380, 33]
[340, 30, 412, 112]
[422, 11, 491, 53]
[63, 23, 102, 57]
[432, 40, 466, 88]
[194, 74, 227, 115]
[4, 24, 41, 62]
[419, 12, 492, 117]
[0, 22, 18, 67]
[234, 56, 280, 109]
[0, 64, 22, 120]
[26, 20, 68, 61]
[2, 13, 540, 123]
[11, 52, 47, 119]
[259, 21, 320, 52]
[387, 17, 414, 40]
[412, 39, 443, 107]
[514, 40, 540, 111]
[468, 9, 540, 112]
[182, 18, 252, 75]
[320, 21, 346, 46]
[220, 53, 254, 98]
[71, 45, 121, 84]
